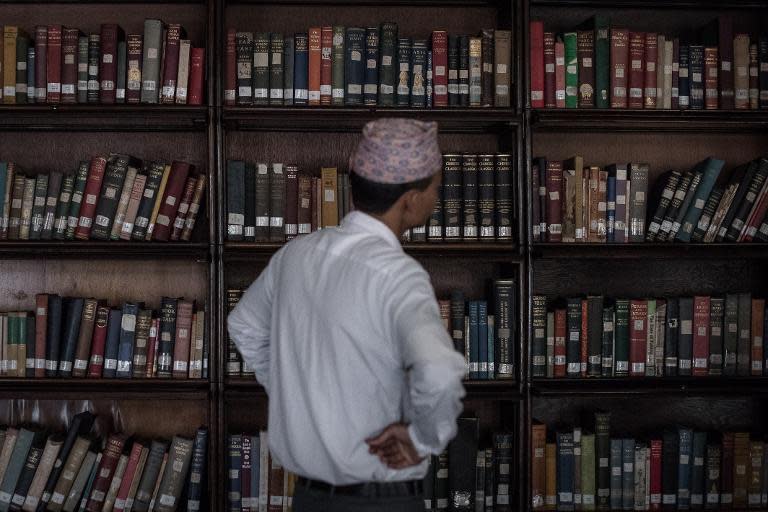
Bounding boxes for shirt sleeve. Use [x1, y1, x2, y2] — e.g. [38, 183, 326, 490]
[226, 253, 280, 393]
[388, 264, 467, 458]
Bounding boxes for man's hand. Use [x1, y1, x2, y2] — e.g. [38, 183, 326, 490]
[365, 423, 425, 470]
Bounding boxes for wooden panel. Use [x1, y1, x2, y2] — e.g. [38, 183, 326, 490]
[0, 259, 207, 310]
[0, 4, 207, 46]
[225, 5, 505, 37]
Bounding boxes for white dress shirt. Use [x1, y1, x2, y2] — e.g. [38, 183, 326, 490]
[227, 211, 466, 485]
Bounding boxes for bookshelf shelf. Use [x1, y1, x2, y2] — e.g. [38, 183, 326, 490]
[0, 105, 209, 132]
[0, 241, 210, 259]
[0, 378, 211, 399]
[221, 107, 521, 133]
[530, 109, 768, 133]
[531, 242, 768, 260]
[529, 0, 768, 8]
[530, 377, 768, 396]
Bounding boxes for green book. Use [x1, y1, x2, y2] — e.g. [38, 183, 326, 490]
[331, 26, 345, 106]
[582, 433, 596, 511]
[594, 15, 610, 108]
[564, 32, 578, 108]
[676, 157, 725, 242]
[614, 299, 630, 376]
[252, 32, 270, 106]
[378, 22, 397, 106]
[0, 427, 35, 511]
[15, 36, 30, 104]
[65, 161, 89, 240]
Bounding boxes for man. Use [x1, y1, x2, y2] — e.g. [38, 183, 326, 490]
[227, 118, 466, 511]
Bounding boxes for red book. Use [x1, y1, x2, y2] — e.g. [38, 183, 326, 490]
[87, 305, 110, 378]
[320, 26, 332, 105]
[152, 161, 192, 241]
[145, 317, 159, 378]
[629, 299, 648, 376]
[161, 23, 183, 104]
[751, 299, 765, 376]
[432, 31, 448, 107]
[170, 176, 197, 241]
[628, 32, 645, 108]
[555, 39, 565, 108]
[692, 296, 710, 376]
[644, 33, 658, 108]
[113, 441, 144, 512]
[126, 34, 143, 104]
[554, 308, 566, 377]
[99, 24, 122, 104]
[74, 156, 107, 240]
[61, 28, 79, 104]
[649, 439, 663, 510]
[580, 299, 588, 377]
[610, 28, 629, 108]
[530, 21, 545, 108]
[172, 300, 194, 378]
[544, 32, 556, 108]
[34, 26, 48, 103]
[85, 433, 128, 512]
[224, 28, 236, 105]
[34, 294, 48, 378]
[741, 182, 768, 241]
[671, 38, 680, 109]
[704, 47, 719, 110]
[308, 27, 321, 105]
[545, 161, 563, 242]
[188, 47, 205, 106]
[46, 25, 62, 104]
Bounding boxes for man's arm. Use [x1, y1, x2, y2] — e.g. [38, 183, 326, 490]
[226, 256, 279, 392]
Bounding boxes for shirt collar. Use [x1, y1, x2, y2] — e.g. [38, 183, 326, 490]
[342, 211, 403, 250]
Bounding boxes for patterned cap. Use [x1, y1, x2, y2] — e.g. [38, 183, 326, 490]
[350, 118, 442, 184]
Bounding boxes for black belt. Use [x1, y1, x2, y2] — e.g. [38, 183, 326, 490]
[296, 476, 423, 498]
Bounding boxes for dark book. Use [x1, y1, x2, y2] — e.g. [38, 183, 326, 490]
[601, 305, 615, 377]
[74, 156, 108, 241]
[28, 174, 48, 240]
[116, 40, 127, 103]
[98, 24, 123, 104]
[14, 34, 30, 105]
[227, 434, 242, 511]
[269, 33, 284, 106]
[736, 293, 752, 376]
[84, 433, 128, 511]
[663, 298, 680, 376]
[709, 298, 725, 375]
[33, 26, 48, 103]
[724, 158, 768, 242]
[235, 32, 253, 105]
[0, 428, 36, 509]
[252, 32, 269, 106]
[64, 161, 89, 240]
[423, 457, 436, 511]
[658, 171, 693, 242]
[610, 439, 623, 510]
[57, 297, 84, 378]
[691, 431, 707, 509]
[678, 297, 694, 376]
[116, 302, 139, 378]
[689, 45, 704, 109]
[43, 294, 63, 378]
[254, 163, 270, 242]
[622, 438, 635, 510]
[647, 171, 682, 241]
[363, 28, 380, 106]
[476, 155, 495, 240]
[494, 154, 513, 241]
[577, 30, 595, 108]
[102, 308, 123, 378]
[41, 171, 63, 240]
[45, 25, 62, 105]
[595, 412, 611, 510]
[294, 33, 309, 105]
[76, 35, 88, 103]
[185, 427, 208, 512]
[450, 290, 465, 360]
[723, 293, 739, 376]
[705, 443, 721, 509]
[587, 295, 604, 377]
[679, 44, 691, 109]
[284, 165, 299, 240]
[691, 187, 724, 242]
[566, 298, 581, 378]
[9, 430, 46, 511]
[226, 160, 245, 241]
[493, 433, 513, 512]
[468, 301, 479, 379]
[157, 297, 178, 378]
[459, 36, 470, 106]
[532, 296, 547, 378]
[557, 432, 575, 511]
[151, 161, 191, 242]
[268, 163, 285, 243]
[90, 154, 130, 240]
[131, 162, 166, 241]
[662, 430, 679, 510]
[678, 428, 694, 510]
[133, 439, 169, 512]
[344, 28, 365, 107]
[434, 450, 449, 512]
[628, 163, 649, 242]
[448, 35, 459, 106]
[86, 33, 100, 103]
[154, 435, 193, 512]
[283, 35, 294, 106]
[614, 299, 630, 376]
[760, 38, 768, 109]
[442, 154, 462, 242]
[131, 309, 153, 378]
[480, 28, 494, 107]
[378, 22, 397, 107]
[546, 161, 563, 242]
[494, 279, 515, 380]
[448, 418, 479, 511]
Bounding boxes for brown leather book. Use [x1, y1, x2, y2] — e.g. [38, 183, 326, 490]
[628, 32, 645, 108]
[310, 177, 320, 233]
[494, 29, 512, 107]
[188, 310, 204, 379]
[734, 34, 750, 110]
[544, 32, 556, 108]
[224, 28, 236, 105]
[544, 442, 557, 510]
[269, 163, 286, 242]
[85, 433, 128, 512]
[180, 173, 205, 241]
[99, 24, 123, 104]
[610, 28, 628, 108]
[321, 167, 338, 228]
[481, 28, 494, 107]
[46, 25, 62, 104]
[545, 160, 563, 242]
[587, 166, 602, 242]
[532, 422, 547, 510]
[34, 26, 47, 103]
[187, 47, 204, 105]
[160, 24, 182, 104]
[308, 27, 321, 105]
[284, 165, 299, 240]
[704, 47, 719, 110]
[171, 300, 194, 379]
[751, 299, 764, 376]
[297, 174, 312, 236]
[320, 27, 332, 105]
[749, 43, 759, 109]
[119, 172, 147, 241]
[170, 175, 197, 241]
[126, 34, 143, 104]
[87, 305, 109, 378]
[72, 298, 98, 377]
[644, 33, 657, 108]
[131, 309, 152, 378]
[151, 161, 192, 242]
[267, 454, 285, 512]
[34, 294, 48, 378]
[61, 28, 80, 104]
[49, 436, 91, 511]
[577, 30, 595, 108]
[733, 432, 750, 508]
[432, 30, 448, 107]
[74, 156, 107, 241]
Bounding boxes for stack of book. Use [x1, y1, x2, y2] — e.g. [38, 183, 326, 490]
[225, 24, 512, 108]
[533, 156, 768, 244]
[0, 157, 206, 243]
[226, 153, 514, 244]
[0, 411, 207, 512]
[531, 293, 767, 379]
[0, 21, 205, 105]
[530, 16, 768, 110]
[532, 413, 768, 511]
[0, 294, 207, 380]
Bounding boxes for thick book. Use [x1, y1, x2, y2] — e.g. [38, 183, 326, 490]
[557, 432, 575, 511]
[152, 161, 192, 242]
[344, 28, 365, 106]
[131, 162, 166, 241]
[99, 24, 123, 104]
[577, 30, 595, 108]
[293, 33, 309, 105]
[494, 30, 512, 107]
[154, 436, 193, 512]
[692, 296, 711, 376]
[363, 28, 379, 106]
[73, 157, 107, 240]
[140, 20, 163, 104]
[115, 302, 139, 378]
[58, 297, 84, 377]
[448, 418, 479, 511]
[530, 21, 544, 108]
[90, 155, 130, 240]
[102, 308, 123, 378]
[87, 306, 109, 378]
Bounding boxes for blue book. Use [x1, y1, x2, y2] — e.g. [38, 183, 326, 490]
[293, 33, 308, 106]
[344, 28, 365, 106]
[690, 431, 707, 508]
[186, 427, 209, 512]
[102, 308, 123, 378]
[58, 297, 84, 377]
[487, 313, 495, 380]
[283, 35, 294, 106]
[363, 27, 379, 106]
[622, 439, 635, 511]
[468, 301, 479, 380]
[677, 428, 693, 509]
[606, 175, 616, 242]
[610, 439, 623, 510]
[477, 301, 488, 380]
[116, 302, 139, 378]
[678, 44, 690, 109]
[228, 435, 242, 511]
[557, 432, 575, 511]
[676, 158, 725, 242]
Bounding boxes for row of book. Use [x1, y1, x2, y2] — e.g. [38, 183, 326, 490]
[226, 153, 514, 244]
[225, 25, 512, 108]
[0, 294, 207, 380]
[0, 411, 207, 512]
[531, 293, 767, 379]
[0, 21, 205, 105]
[530, 16, 768, 110]
[532, 414, 768, 511]
[0, 158, 205, 243]
[533, 156, 768, 244]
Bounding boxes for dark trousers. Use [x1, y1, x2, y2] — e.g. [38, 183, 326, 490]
[292, 483, 425, 512]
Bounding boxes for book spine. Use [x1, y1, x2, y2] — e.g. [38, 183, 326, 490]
[494, 29, 512, 107]
[34, 26, 47, 103]
[90, 154, 130, 240]
[494, 279, 514, 379]
[46, 25, 62, 104]
[283, 35, 294, 106]
[152, 161, 192, 242]
[236, 32, 253, 105]
[159, 24, 182, 104]
[98, 24, 119, 104]
[73, 157, 107, 240]
[156, 297, 178, 378]
[679, 44, 690, 109]
[469, 37, 482, 106]
[293, 33, 308, 105]
[410, 40, 427, 108]
[224, 28, 236, 105]
[704, 46, 719, 110]
[141, 20, 162, 103]
[61, 28, 79, 103]
[361, 27, 379, 106]
[611, 29, 629, 108]
[171, 300, 193, 378]
[689, 45, 705, 109]
[173, 39, 190, 105]
[481, 28, 494, 107]
[544, 32, 556, 108]
[345, 28, 365, 106]
[319, 27, 332, 105]
[577, 30, 595, 108]
[692, 296, 711, 376]
[530, 21, 544, 108]
[628, 32, 645, 109]
[672, 39, 679, 109]
[267, 33, 283, 106]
